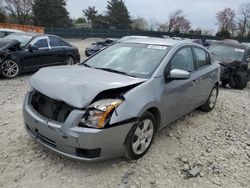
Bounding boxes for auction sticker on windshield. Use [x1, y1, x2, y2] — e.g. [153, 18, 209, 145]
[235, 48, 245, 53]
[147, 45, 168, 50]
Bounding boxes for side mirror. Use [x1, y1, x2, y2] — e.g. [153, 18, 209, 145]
[28, 45, 39, 52]
[168, 69, 191, 80]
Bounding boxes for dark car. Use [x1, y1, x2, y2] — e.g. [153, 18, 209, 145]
[208, 40, 250, 89]
[85, 38, 117, 57]
[0, 32, 80, 79]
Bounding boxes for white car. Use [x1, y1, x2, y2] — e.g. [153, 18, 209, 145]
[0, 28, 22, 38]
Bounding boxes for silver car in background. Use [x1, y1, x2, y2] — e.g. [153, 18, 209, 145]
[23, 37, 220, 161]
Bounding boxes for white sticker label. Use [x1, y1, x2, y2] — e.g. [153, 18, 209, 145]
[235, 48, 245, 53]
[147, 45, 167, 50]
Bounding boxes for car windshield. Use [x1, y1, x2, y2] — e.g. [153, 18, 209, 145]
[84, 43, 169, 78]
[208, 44, 245, 62]
[4, 33, 33, 47]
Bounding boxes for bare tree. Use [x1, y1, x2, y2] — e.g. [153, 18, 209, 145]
[149, 18, 160, 31]
[216, 8, 236, 32]
[168, 10, 182, 32]
[132, 16, 148, 30]
[4, 0, 33, 24]
[161, 10, 191, 33]
[238, 3, 250, 36]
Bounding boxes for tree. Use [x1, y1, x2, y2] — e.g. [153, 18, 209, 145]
[162, 10, 191, 33]
[216, 8, 236, 32]
[4, 0, 33, 24]
[0, 2, 6, 22]
[238, 3, 250, 37]
[33, 0, 71, 27]
[75, 17, 86, 24]
[83, 6, 98, 24]
[106, 0, 131, 29]
[216, 28, 231, 38]
[132, 17, 148, 30]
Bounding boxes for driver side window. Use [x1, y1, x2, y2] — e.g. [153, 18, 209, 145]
[33, 39, 48, 48]
[170, 47, 194, 72]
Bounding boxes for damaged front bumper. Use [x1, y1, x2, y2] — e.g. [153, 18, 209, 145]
[23, 90, 134, 161]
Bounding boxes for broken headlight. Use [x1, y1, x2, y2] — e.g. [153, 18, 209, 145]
[80, 99, 123, 129]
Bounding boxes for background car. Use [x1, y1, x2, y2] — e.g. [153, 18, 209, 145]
[85, 38, 117, 57]
[208, 40, 250, 89]
[0, 32, 80, 79]
[0, 28, 22, 38]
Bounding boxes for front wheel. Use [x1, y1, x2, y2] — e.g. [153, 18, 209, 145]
[200, 85, 218, 112]
[125, 111, 156, 160]
[232, 71, 248, 90]
[0, 60, 20, 79]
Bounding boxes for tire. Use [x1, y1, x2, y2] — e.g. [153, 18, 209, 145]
[125, 111, 156, 160]
[0, 59, 20, 79]
[65, 56, 75, 65]
[221, 81, 228, 88]
[200, 85, 219, 112]
[233, 71, 248, 90]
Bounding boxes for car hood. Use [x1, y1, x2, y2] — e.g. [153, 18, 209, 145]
[212, 55, 241, 67]
[0, 39, 20, 51]
[30, 65, 146, 108]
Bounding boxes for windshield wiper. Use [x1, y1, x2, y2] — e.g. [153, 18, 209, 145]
[95, 67, 135, 77]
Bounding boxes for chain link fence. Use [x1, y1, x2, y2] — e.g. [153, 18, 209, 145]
[44, 28, 250, 42]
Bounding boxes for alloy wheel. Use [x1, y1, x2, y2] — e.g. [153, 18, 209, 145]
[132, 119, 154, 155]
[1, 60, 19, 78]
[209, 88, 218, 108]
[66, 57, 75, 65]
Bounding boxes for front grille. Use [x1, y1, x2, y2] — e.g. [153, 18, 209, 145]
[31, 91, 73, 123]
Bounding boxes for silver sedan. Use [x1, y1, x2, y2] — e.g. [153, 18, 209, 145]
[23, 37, 220, 161]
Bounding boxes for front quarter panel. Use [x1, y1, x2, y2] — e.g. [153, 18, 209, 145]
[109, 77, 165, 125]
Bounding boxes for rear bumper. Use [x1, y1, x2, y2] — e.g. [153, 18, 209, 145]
[23, 91, 134, 161]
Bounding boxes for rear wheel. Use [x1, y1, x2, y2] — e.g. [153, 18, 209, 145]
[125, 111, 156, 160]
[200, 85, 218, 112]
[232, 71, 247, 90]
[0, 60, 20, 79]
[65, 56, 75, 65]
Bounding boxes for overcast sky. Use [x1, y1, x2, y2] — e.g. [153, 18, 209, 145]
[67, 0, 247, 31]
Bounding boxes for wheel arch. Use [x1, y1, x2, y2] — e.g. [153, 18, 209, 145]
[145, 107, 161, 132]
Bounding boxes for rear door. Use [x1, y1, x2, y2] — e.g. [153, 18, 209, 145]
[161, 46, 200, 125]
[22, 36, 52, 69]
[48, 36, 67, 64]
[193, 47, 215, 104]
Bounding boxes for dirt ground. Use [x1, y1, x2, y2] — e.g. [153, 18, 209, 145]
[0, 39, 250, 188]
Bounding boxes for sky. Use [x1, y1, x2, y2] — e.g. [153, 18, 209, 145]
[66, 0, 248, 31]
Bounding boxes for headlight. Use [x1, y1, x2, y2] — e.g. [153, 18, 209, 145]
[80, 99, 123, 129]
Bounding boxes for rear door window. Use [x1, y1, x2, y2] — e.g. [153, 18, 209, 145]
[49, 36, 68, 47]
[194, 48, 211, 69]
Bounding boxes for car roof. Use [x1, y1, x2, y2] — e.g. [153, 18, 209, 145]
[0, 28, 22, 32]
[119, 36, 190, 46]
[7, 32, 61, 39]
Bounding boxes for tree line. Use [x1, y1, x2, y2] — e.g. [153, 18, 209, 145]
[0, 0, 250, 38]
[0, 0, 72, 27]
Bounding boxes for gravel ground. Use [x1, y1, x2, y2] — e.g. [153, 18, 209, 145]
[0, 39, 250, 188]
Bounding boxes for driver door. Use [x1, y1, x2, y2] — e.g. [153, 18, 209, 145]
[160, 47, 200, 125]
[22, 36, 52, 70]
